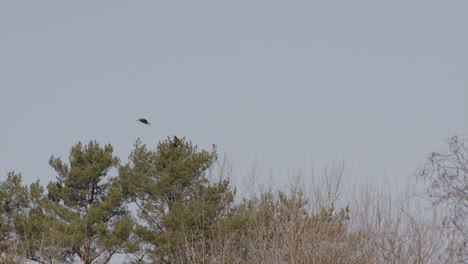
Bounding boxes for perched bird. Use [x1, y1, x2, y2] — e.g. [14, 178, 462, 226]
[137, 118, 150, 125]
[172, 135, 180, 147]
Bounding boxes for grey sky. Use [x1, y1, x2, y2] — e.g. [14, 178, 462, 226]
[1, 1, 467, 191]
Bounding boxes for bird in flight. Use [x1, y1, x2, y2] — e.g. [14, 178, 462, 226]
[137, 118, 150, 125]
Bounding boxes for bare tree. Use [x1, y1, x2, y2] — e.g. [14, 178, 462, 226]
[416, 136, 467, 234]
[416, 135, 467, 261]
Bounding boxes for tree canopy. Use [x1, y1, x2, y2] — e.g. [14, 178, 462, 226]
[1, 136, 465, 263]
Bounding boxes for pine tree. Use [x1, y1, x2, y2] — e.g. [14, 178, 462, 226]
[119, 137, 235, 264]
[0, 172, 28, 263]
[0, 173, 68, 264]
[47, 141, 132, 264]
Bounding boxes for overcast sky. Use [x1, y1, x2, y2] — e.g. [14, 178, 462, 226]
[1, 1, 467, 191]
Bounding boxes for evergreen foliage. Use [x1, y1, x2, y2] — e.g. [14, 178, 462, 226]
[45, 141, 132, 264]
[0, 172, 28, 263]
[119, 137, 236, 263]
[0, 173, 68, 264]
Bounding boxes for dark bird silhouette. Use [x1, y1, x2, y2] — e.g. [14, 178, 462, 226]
[172, 135, 180, 147]
[137, 118, 150, 125]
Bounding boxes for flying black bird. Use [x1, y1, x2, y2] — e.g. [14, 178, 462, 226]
[137, 118, 150, 125]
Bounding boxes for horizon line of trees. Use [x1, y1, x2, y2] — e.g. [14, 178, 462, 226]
[0, 135, 466, 264]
